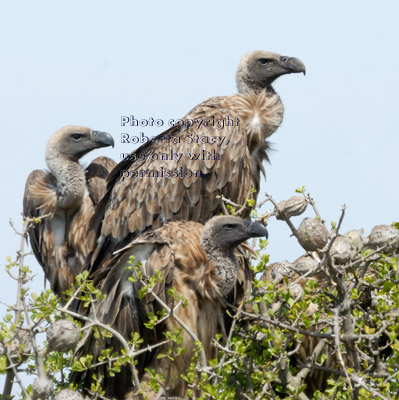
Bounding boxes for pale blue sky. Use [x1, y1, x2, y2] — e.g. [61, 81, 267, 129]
[1, 0, 398, 392]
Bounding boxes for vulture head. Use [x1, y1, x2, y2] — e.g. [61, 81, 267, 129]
[201, 216, 268, 296]
[236, 50, 306, 94]
[202, 215, 269, 249]
[45, 126, 114, 164]
[43, 126, 114, 210]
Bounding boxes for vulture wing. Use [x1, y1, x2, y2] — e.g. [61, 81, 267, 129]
[23, 155, 116, 296]
[89, 98, 265, 270]
[85, 156, 118, 206]
[23, 170, 59, 286]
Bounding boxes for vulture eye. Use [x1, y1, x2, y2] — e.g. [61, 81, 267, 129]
[71, 134, 83, 140]
[224, 224, 235, 231]
[259, 58, 273, 65]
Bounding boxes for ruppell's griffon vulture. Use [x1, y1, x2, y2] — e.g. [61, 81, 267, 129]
[23, 126, 115, 298]
[89, 50, 305, 272]
[75, 216, 268, 399]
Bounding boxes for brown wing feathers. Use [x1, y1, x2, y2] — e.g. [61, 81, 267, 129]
[90, 108, 252, 270]
[23, 126, 115, 298]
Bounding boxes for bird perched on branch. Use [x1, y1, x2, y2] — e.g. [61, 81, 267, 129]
[23, 126, 115, 298]
[88, 50, 305, 272]
[76, 216, 268, 399]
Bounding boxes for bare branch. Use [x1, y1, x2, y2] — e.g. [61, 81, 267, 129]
[57, 306, 141, 392]
[265, 193, 300, 238]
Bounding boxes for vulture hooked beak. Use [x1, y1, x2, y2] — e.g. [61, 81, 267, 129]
[243, 220, 269, 239]
[279, 56, 306, 75]
[92, 130, 115, 148]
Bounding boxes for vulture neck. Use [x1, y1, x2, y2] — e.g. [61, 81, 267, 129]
[236, 75, 277, 96]
[232, 78, 285, 192]
[200, 234, 239, 296]
[46, 154, 87, 210]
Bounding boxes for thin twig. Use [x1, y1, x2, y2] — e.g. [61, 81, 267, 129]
[306, 193, 321, 219]
[139, 281, 208, 369]
[57, 306, 141, 391]
[265, 194, 299, 238]
[229, 305, 334, 340]
[216, 298, 244, 380]
[2, 218, 33, 400]
[332, 307, 352, 390]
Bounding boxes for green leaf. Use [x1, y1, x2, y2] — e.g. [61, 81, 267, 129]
[383, 280, 395, 293]
[0, 355, 7, 373]
[295, 186, 305, 194]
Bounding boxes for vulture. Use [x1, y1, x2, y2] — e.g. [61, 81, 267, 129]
[75, 216, 269, 399]
[23, 126, 115, 298]
[88, 50, 305, 271]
